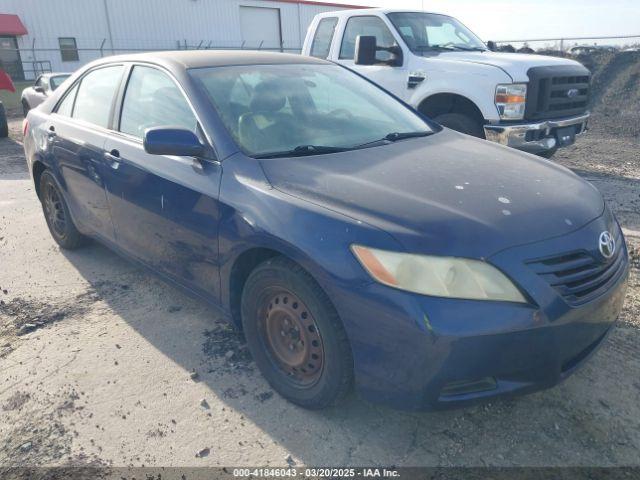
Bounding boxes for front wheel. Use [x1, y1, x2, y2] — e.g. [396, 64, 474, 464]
[241, 257, 353, 409]
[537, 148, 558, 159]
[433, 112, 484, 138]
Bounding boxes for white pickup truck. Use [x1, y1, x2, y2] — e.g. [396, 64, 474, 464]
[302, 8, 591, 157]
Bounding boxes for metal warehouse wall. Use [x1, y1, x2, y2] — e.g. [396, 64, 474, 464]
[2, 0, 356, 78]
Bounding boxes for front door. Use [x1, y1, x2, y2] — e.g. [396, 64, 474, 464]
[102, 65, 222, 299]
[334, 15, 409, 101]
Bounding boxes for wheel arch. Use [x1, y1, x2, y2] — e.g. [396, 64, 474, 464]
[32, 159, 48, 199]
[417, 92, 486, 127]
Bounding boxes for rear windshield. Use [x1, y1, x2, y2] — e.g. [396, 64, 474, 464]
[190, 63, 431, 157]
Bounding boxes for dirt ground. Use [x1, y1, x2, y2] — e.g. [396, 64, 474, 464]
[1, 56, 639, 470]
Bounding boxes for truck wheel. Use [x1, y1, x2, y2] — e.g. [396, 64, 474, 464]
[22, 99, 30, 117]
[39, 170, 88, 249]
[241, 256, 354, 409]
[0, 103, 8, 138]
[434, 112, 484, 138]
[537, 148, 557, 159]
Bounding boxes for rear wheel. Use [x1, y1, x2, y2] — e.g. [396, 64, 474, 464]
[434, 112, 484, 138]
[22, 99, 30, 117]
[0, 103, 8, 138]
[241, 257, 353, 409]
[39, 170, 88, 249]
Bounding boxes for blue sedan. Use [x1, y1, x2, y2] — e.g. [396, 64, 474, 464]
[23, 51, 629, 410]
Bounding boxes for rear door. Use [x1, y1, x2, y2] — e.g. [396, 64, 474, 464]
[102, 64, 222, 299]
[47, 64, 125, 242]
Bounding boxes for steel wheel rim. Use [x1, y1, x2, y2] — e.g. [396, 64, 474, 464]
[258, 289, 324, 387]
[43, 182, 66, 238]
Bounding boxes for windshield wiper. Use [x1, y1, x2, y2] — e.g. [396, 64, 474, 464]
[353, 131, 432, 149]
[253, 144, 352, 159]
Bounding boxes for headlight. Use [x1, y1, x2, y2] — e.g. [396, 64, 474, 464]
[351, 245, 527, 303]
[495, 83, 527, 120]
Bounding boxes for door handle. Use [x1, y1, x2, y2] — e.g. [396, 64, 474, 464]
[104, 149, 121, 169]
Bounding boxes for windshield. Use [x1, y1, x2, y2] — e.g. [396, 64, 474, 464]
[190, 63, 431, 157]
[387, 12, 487, 53]
[50, 74, 70, 90]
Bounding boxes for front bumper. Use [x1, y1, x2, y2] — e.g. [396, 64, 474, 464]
[333, 213, 628, 410]
[483, 112, 589, 154]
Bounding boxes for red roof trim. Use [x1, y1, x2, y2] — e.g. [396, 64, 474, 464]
[0, 14, 27, 36]
[263, 0, 369, 9]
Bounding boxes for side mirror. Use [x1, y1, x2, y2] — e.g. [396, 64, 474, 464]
[487, 41, 497, 52]
[143, 127, 205, 157]
[355, 35, 377, 65]
[34, 85, 45, 93]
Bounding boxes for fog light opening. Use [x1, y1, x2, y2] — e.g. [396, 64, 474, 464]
[440, 377, 498, 397]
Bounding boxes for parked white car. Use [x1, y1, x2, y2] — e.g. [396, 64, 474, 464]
[21, 73, 70, 115]
[303, 9, 591, 157]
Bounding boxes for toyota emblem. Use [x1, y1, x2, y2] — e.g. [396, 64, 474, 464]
[598, 231, 616, 259]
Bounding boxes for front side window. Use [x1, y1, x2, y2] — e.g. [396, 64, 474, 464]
[59, 37, 79, 62]
[386, 12, 486, 53]
[119, 65, 197, 139]
[72, 65, 124, 128]
[339, 16, 397, 61]
[310, 17, 338, 59]
[191, 63, 431, 157]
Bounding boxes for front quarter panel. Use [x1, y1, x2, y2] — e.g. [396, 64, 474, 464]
[217, 153, 439, 392]
[407, 56, 512, 122]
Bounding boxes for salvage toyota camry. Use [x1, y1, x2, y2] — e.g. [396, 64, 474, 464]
[23, 51, 629, 410]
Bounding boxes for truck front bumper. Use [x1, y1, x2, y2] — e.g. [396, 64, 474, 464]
[483, 112, 589, 155]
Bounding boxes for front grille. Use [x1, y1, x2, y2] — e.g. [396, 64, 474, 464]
[526, 235, 626, 306]
[525, 65, 591, 120]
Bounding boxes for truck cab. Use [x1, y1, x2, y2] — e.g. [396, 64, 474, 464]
[302, 8, 591, 157]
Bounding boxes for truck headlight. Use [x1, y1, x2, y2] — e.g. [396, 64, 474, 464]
[351, 245, 526, 303]
[495, 83, 527, 120]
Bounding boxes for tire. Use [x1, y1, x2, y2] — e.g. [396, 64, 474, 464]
[241, 256, 353, 409]
[39, 170, 88, 249]
[22, 99, 30, 117]
[0, 103, 8, 138]
[537, 148, 557, 159]
[433, 112, 484, 138]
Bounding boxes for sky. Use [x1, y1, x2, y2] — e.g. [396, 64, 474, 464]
[325, 0, 640, 46]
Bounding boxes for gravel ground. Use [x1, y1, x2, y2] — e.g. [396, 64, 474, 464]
[1, 62, 639, 470]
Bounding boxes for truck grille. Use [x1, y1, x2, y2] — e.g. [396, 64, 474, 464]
[526, 236, 626, 306]
[525, 65, 591, 120]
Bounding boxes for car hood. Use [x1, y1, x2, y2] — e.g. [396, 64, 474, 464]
[418, 51, 585, 82]
[259, 129, 604, 258]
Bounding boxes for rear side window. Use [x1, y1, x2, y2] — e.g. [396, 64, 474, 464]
[56, 83, 79, 117]
[339, 16, 396, 61]
[310, 17, 338, 58]
[72, 65, 124, 128]
[119, 65, 197, 138]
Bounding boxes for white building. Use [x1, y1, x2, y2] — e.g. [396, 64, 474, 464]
[0, 0, 364, 80]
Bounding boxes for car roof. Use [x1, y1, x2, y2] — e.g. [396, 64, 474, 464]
[90, 50, 330, 70]
[313, 8, 450, 18]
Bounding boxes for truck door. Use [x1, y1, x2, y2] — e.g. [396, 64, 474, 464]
[332, 15, 410, 102]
